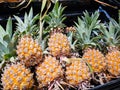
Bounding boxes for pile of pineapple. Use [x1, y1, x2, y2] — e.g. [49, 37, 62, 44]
[0, 2, 120, 90]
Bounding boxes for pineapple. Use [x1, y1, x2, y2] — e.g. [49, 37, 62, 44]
[48, 33, 70, 57]
[45, 2, 71, 57]
[100, 21, 120, 76]
[36, 56, 64, 88]
[15, 8, 43, 67]
[65, 58, 90, 86]
[17, 35, 43, 67]
[1, 62, 34, 90]
[75, 11, 106, 73]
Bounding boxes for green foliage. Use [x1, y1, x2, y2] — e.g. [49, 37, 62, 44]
[75, 11, 102, 50]
[44, 2, 66, 29]
[100, 21, 120, 47]
[0, 17, 17, 63]
[14, 8, 39, 37]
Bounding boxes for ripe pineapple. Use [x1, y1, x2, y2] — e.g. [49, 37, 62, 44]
[45, 2, 71, 57]
[100, 21, 120, 76]
[1, 63, 34, 90]
[83, 49, 106, 73]
[75, 11, 106, 73]
[17, 35, 43, 67]
[36, 56, 64, 88]
[14, 8, 43, 67]
[65, 58, 90, 86]
[48, 33, 70, 57]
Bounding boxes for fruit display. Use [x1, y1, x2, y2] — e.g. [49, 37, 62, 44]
[0, 1, 120, 90]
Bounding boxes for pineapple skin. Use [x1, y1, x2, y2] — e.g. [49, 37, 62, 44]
[36, 56, 64, 88]
[83, 49, 106, 73]
[48, 33, 70, 57]
[17, 35, 43, 67]
[65, 58, 90, 86]
[106, 50, 120, 76]
[1, 63, 34, 90]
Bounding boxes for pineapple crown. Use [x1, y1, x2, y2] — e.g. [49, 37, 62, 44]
[75, 11, 101, 50]
[14, 8, 39, 37]
[100, 21, 120, 47]
[0, 17, 17, 65]
[44, 2, 66, 29]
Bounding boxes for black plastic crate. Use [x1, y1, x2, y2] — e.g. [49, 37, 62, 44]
[0, 1, 120, 90]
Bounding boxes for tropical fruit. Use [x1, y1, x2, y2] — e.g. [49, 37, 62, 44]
[36, 56, 64, 88]
[48, 33, 70, 57]
[65, 58, 90, 86]
[1, 63, 34, 90]
[17, 35, 43, 67]
[75, 11, 106, 73]
[14, 8, 43, 66]
[100, 21, 120, 76]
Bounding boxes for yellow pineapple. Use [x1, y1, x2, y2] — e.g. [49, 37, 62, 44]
[36, 56, 64, 88]
[48, 32, 70, 57]
[1, 63, 34, 90]
[17, 35, 43, 67]
[100, 21, 120, 76]
[75, 11, 106, 73]
[83, 49, 106, 73]
[14, 8, 43, 66]
[45, 2, 71, 57]
[65, 58, 90, 86]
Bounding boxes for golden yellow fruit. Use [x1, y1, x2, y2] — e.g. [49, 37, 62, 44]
[36, 56, 64, 88]
[48, 33, 70, 57]
[1, 63, 34, 90]
[106, 50, 120, 76]
[83, 49, 106, 73]
[17, 35, 43, 67]
[65, 58, 90, 85]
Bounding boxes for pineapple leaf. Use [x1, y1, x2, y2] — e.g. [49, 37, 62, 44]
[14, 7, 39, 35]
[44, 2, 66, 29]
[6, 17, 12, 38]
[100, 21, 120, 47]
[14, 15, 25, 33]
[0, 42, 8, 54]
[3, 34, 11, 44]
[0, 25, 6, 39]
[75, 11, 101, 50]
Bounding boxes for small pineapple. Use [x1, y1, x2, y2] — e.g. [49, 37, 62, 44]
[17, 35, 43, 67]
[75, 11, 106, 73]
[45, 2, 71, 57]
[100, 21, 120, 76]
[48, 33, 70, 57]
[83, 49, 106, 73]
[65, 58, 90, 86]
[15, 8, 43, 67]
[36, 56, 64, 88]
[1, 63, 34, 90]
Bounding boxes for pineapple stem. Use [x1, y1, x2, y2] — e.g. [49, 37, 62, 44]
[38, 20, 43, 43]
[60, 81, 76, 89]
[56, 81, 64, 90]
[38, 0, 51, 44]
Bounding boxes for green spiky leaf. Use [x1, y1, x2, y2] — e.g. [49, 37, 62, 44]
[44, 2, 66, 29]
[100, 21, 120, 47]
[74, 11, 101, 50]
[6, 17, 12, 38]
[14, 8, 39, 35]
